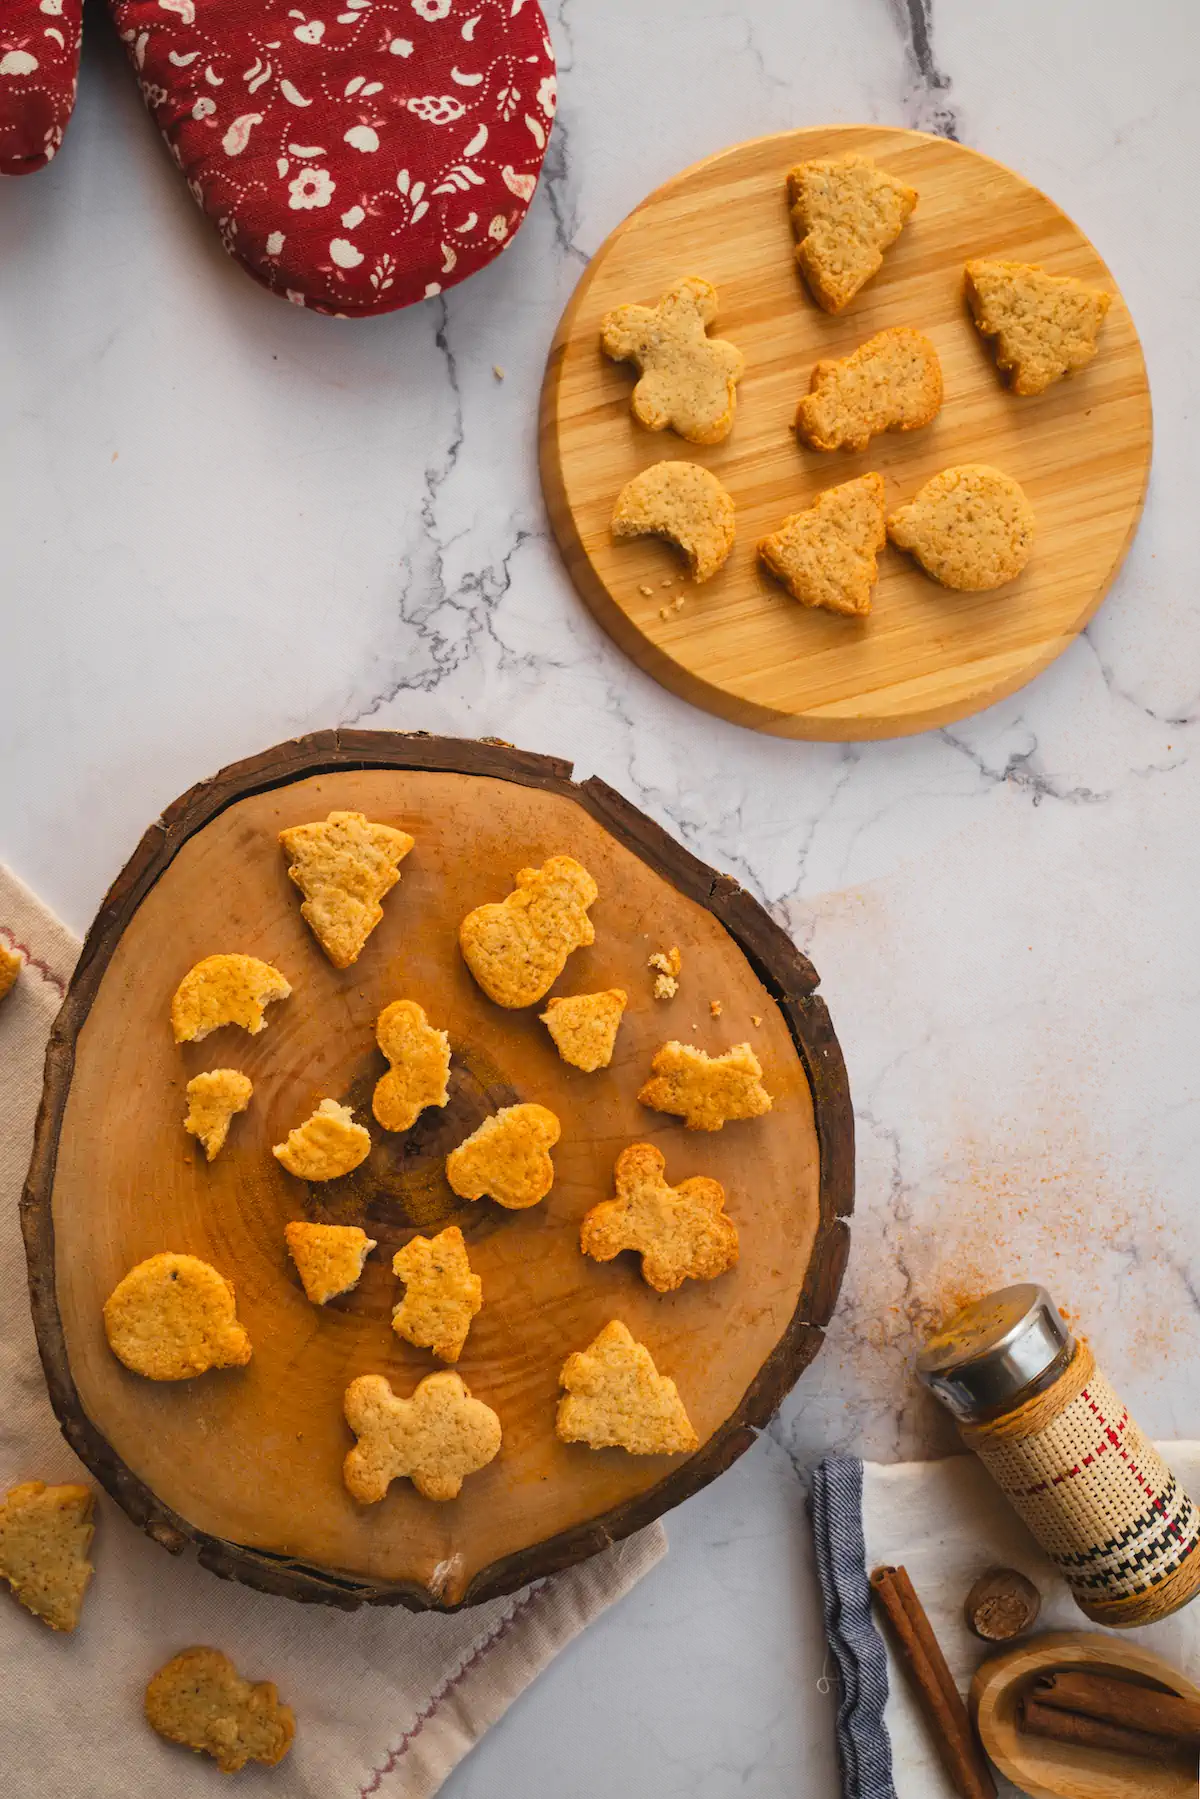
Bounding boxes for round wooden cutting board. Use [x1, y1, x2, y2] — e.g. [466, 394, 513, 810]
[540, 125, 1152, 740]
[22, 732, 853, 1611]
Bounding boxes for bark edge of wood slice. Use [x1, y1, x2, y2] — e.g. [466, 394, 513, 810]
[21, 729, 854, 1612]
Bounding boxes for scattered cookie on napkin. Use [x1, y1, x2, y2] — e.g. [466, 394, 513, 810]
[0, 1480, 94, 1632]
[145, 1647, 295, 1773]
[0, 942, 22, 1005]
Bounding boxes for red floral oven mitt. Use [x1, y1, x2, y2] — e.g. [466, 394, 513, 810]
[1, 0, 83, 176]
[108, 0, 556, 315]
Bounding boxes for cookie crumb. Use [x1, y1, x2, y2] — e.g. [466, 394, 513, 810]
[641, 583, 655, 597]
[492, 364, 506, 380]
[659, 605, 671, 620]
[709, 999, 722, 1018]
[674, 594, 686, 610]
[649, 946, 682, 1000]
[661, 576, 675, 587]
[751, 1014, 762, 1026]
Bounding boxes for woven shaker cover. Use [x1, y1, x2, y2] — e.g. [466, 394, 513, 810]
[0, 0, 83, 176]
[108, 0, 556, 315]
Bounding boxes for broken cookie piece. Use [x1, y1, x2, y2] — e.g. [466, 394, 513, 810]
[796, 326, 942, 453]
[649, 945, 681, 1000]
[145, 1647, 295, 1773]
[460, 854, 598, 1008]
[757, 472, 887, 618]
[343, 1369, 502, 1502]
[639, 1039, 772, 1132]
[279, 809, 414, 969]
[103, 1252, 252, 1381]
[445, 1103, 560, 1210]
[788, 153, 918, 313]
[964, 258, 1110, 395]
[373, 998, 451, 1133]
[611, 461, 735, 583]
[556, 1320, 698, 1455]
[184, 1069, 253, 1162]
[541, 989, 627, 1073]
[273, 1098, 371, 1181]
[581, 1142, 739, 1292]
[392, 1225, 482, 1363]
[887, 464, 1034, 591]
[601, 275, 745, 444]
[170, 954, 291, 1044]
[285, 1221, 376, 1305]
[0, 943, 22, 1005]
[0, 1480, 94, 1632]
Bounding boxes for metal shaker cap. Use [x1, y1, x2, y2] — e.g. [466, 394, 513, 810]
[916, 1284, 1075, 1423]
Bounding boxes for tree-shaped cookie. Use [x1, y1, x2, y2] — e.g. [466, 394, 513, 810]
[273, 1099, 371, 1180]
[392, 1225, 482, 1362]
[541, 989, 628, 1072]
[0, 1480, 94, 1631]
[580, 1143, 739, 1292]
[171, 954, 291, 1043]
[372, 999, 451, 1132]
[278, 809, 414, 969]
[964, 258, 1111, 395]
[445, 1103, 560, 1209]
[757, 473, 887, 617]
[788, 154, 918, 314]
[184, 1069, 253, 1161]
[556, 1320, 698, 1455]
[103, 1253, 252, 1381]
[145, 1649, 295, 1773]
[460, 855, 597, 1008]
[639, 1040, 772, 1132]
[796, 327, 942, 453]
[601, 276, 746, 445]
[285, 1222, 376, 1305]
[887, 464, 1035, 591]
[343, 1370, 502, 1502]
[611, 462, 736, 583]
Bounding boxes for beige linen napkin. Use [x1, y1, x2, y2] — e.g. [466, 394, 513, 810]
[0, 862, 666, 1797]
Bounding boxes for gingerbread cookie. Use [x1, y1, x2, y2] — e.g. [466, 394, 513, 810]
[540, 989, 627, 1073]
[887, 464, 1035, 591]
[372, 999, 451, 1133]
[788, 153, 918, 313]
[145, 1648, 295, 1773]
[601, 276, 745, 444]
[273, 1098, 371, 1181]
[796, 327, 942, 453]
[0, 943, 21, 1004]
[580, 1143, 739, 1292]
[964, 258, 1110, 395]
[446, 1103, 560, 1210]
[556, 1320, 698, 1455]
[757, 472, 887, 617]
[278, 809, 414, 969]
[103, 1252, 251, 1381]
[170, 954, 291, 1044]
[391, 1226, 482, 1363]
[460, 855, 597, 1008]
[639, 1039, 772, 1132]
[611, 462, 735, 583]
[183, 1069, 253, 1161]
[0, 1481, 94, 1632]
[343, 1370, 502, 1502]
[285, 1222, 376, 1305]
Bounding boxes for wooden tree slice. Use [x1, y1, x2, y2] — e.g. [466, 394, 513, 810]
[22, 732, 853, 1611]
[540, 125, 1152, 740]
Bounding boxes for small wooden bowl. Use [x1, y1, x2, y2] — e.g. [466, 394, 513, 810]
[972, 1630, 1200, 1799]
[21, 731, 854, 1611]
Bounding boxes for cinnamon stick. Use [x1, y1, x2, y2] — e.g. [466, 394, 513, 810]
[870, 1565, 997, 1799]
[1019, 1696, 1179, 1763]
[1034, 1670, 1200, 1747]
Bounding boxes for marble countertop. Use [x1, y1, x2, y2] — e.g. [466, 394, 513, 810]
[4, 1, 1200, 1792]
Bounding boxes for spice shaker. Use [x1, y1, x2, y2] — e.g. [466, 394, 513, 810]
[917, 1284, 1200, 1627]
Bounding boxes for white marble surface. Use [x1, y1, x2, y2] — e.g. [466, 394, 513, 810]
[3, 1, 1200, 1793]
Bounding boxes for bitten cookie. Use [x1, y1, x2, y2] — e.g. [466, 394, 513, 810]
[541, 989, 628, 1072]
[446, 1103, 560, 1210]
[103, 1253, 252, 1381]
[183, 1070, 253, 1161]
[273, 1099, 371, 1181]
[460, 855, 597, 1008]
[0, 943, 21, 1004]
[285, 1222, 376, 1305]
[796, 327, 942, 453]
[392, 1226, 482, 1363]
[279, 810, 414, 969]
[343, 1370, 502, 1502]
[611, 462, 735, 583]
[581, 1143, 739, 1292]
[170, 954, 291, 1043]
[788, 153, 918, 313]
[600, 276, 745, 444]
[757, 473, 887, 617]
[887, 464, 1035, 591]
[0, 1481, 94, 1632]
[639, 1040, 772, 1132]
[145, 1648, 295, 1773]
[964, 258, 1111, 395]
[373, 999, 451, 1132]
[556, 1320, 698, 1455]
